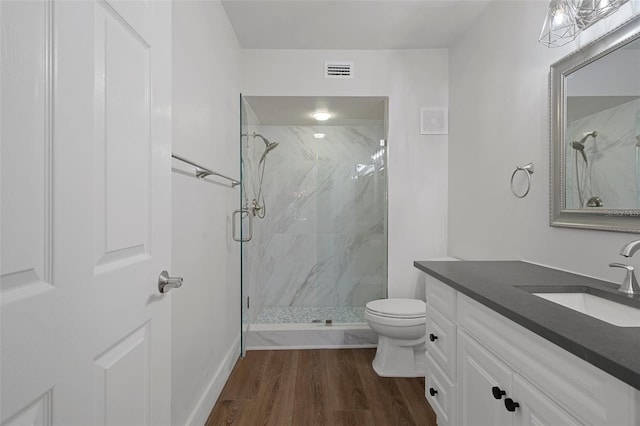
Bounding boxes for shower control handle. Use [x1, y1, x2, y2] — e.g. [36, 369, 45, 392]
[158, 271, 183, 294]
[429, 333, 438, 342]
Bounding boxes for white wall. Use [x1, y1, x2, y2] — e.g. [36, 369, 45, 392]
[449, 1, 640, 281]
[171, 2, 241, 425]
[242, 49, 449, 298]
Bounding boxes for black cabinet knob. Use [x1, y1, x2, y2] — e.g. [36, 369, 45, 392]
[491, 386, 506, 400]
[429, 387, 438, 396]
[429, 333, 438, 342]
[504, 398, 520, 412]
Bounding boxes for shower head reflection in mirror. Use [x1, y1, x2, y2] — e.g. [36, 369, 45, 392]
[566, 96, 640, 211]
[570, 130, 597, 207]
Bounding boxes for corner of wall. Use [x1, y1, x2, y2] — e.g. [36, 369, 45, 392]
[447, 0, 640, 280]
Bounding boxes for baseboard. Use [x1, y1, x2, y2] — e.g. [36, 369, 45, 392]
[247, 344, 377, 350]
[184, 334, 241, 426]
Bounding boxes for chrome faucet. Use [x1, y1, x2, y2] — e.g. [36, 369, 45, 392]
[619, 239, 640, 258]
[609, 239, 640, 296]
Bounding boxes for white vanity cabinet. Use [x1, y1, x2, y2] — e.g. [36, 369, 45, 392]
[424, 274, 640, 426]
[424, 275, 458, 425]
[457, 329, 582, 426]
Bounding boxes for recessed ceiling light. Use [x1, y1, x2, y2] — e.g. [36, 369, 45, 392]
[312, 112, 332, 121]
[313, 133, 325, 139]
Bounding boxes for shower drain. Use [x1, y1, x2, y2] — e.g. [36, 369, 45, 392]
[311, 319, 333, 325]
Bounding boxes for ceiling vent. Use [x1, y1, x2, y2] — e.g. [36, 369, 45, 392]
[324, 61, 353, 79]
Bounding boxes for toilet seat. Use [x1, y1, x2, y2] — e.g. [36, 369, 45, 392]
[365, 310, 425, 327]
[365, 298, 426, 319]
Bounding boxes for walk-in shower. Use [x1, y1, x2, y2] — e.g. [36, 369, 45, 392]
[239, 95, 388, 351]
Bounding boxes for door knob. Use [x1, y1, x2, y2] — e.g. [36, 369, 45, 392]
[158, 271, 183, 294]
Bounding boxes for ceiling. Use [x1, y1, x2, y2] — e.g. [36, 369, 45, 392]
[244, 96, 386, 125]
[221, 0, 492, 50]
[232, 2, 492, 125]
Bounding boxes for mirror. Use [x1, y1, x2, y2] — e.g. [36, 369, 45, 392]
[551, 14, 640, 233]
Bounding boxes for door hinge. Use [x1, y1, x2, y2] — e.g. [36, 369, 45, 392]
[247, 297, 250, 309]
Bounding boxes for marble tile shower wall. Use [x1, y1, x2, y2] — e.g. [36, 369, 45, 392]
[243, 125, 387, 319]
[566, 98, 640, 209]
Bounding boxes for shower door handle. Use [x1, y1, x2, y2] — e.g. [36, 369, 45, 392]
[233, 209, 253, 242]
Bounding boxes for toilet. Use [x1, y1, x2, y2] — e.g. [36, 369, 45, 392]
[365, 298, 427, 377]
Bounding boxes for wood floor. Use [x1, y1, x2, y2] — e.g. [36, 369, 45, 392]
[206, 348, 437, 426]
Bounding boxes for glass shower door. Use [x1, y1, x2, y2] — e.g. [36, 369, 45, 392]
[239, 94, 262, 355]
[239, 94, 249, 356]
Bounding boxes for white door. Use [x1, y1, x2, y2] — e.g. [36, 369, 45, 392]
[1, 0, 173, 424]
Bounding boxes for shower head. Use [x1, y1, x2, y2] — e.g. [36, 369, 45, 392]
[265, 141, 279, 152]
[570, 131, 596, 165]
[246, 133, 279, 164]
[571, 141, 588, 164]
[571, 141, 585, 150]
[258, 141, 279, 165]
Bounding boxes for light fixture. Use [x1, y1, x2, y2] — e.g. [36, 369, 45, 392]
[313, 133, 325, 139]
[312, 112, 332, 121]
[539, 0, 580, 47]
[539, 0, 629, 47]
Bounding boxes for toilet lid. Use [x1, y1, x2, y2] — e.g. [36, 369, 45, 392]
[365, 298, 426, 319]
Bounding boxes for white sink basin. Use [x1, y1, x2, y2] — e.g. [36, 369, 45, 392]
[533, 292, 640, 327]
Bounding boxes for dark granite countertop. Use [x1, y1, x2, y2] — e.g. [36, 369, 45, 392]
[414, 260, 640, 391]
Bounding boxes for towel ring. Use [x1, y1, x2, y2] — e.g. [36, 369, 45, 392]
[510, 163, 534, 198]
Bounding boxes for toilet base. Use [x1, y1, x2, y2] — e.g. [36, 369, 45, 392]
[371, 335, 426, 377]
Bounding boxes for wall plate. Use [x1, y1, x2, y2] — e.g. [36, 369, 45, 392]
[420, 107, 448, 135]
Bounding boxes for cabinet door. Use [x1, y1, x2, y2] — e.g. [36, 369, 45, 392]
[427, 305, 457, 380]
[458, 330, 512, 426]
[426, 354, 456, 426]
[512, 374, 582, 426]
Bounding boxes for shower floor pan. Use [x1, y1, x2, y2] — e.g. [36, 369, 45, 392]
[247, 306, 377, 350]
[255, 305, 366, 324]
